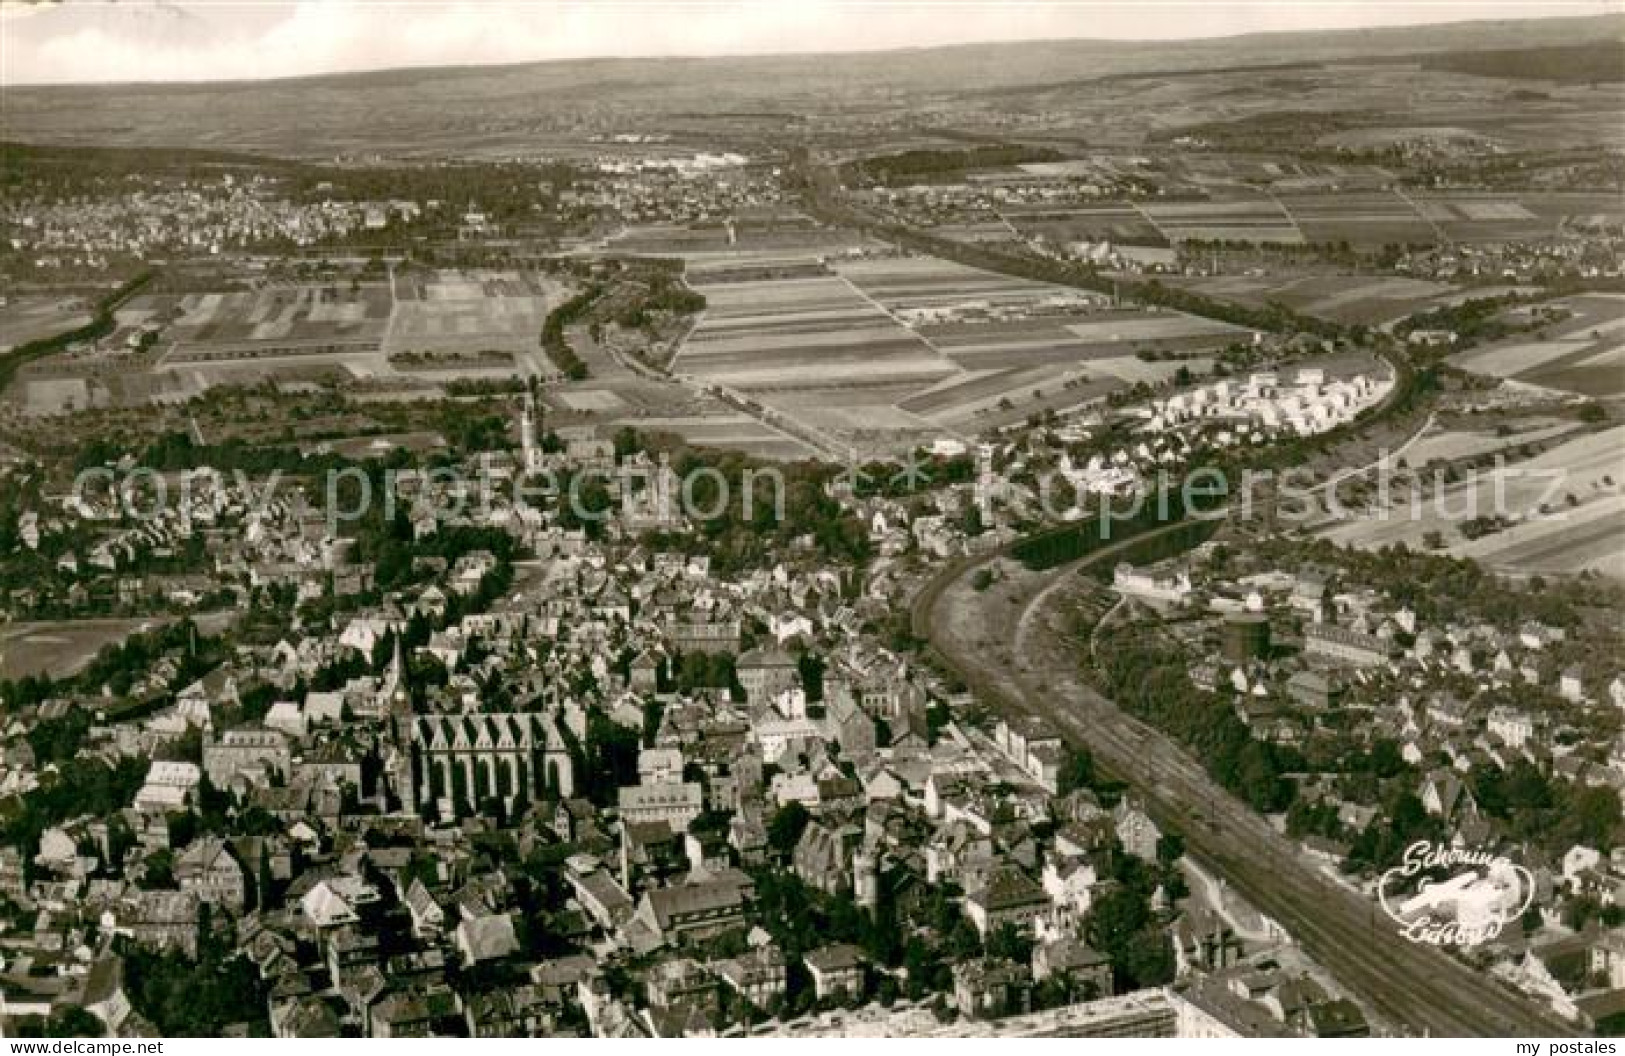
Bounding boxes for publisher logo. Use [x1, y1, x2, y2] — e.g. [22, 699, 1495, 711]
[1378, 840, 1535, 947]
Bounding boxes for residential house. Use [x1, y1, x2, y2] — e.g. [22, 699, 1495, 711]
[803, 944, 866, 1001]
[175, 838, 246, 912]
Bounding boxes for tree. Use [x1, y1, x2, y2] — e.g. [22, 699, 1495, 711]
[767, 802, 811, 858]
[797, 652, 826, 702]
[11, 1007, 104, 1037]
[961, 504, 985, 537]
[985, 921, 1032, 964]
[257, 843, 278, 909]
[1057, 745, 1097, 797]
[1120, 927, 1176, 989]
[1560, 784, 1622, 851]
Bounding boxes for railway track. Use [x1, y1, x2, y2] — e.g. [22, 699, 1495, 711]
[909, 531, 1574, 1037]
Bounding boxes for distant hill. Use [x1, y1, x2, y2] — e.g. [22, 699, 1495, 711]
[2, 13, 1619, 158]
[1415, 39, 1625, 84]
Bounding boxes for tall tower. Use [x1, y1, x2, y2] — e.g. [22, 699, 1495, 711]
[975, 442, 997, 527]
[382, 635, 412, 718]
[519, 393, 539, 474]
[0, 611, 9, 708]
[854, 850, 878, 910]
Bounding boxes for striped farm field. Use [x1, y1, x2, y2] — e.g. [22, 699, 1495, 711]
[1167, 273, 1481, 328]
[1005, 206, 1166, 246]
[1140, 199, 1303, 244]
[628, 413, 816, 461]
[899, 365, 1069, 416]
[1320, 425, 1625, 578]
[896, 361, 1126, 430]
[1063, 315, 1241, 343]
[1402, 418, 1581, 467]
[1450, 294, 1625, 397]
[696, 278, 875, 319]
[1458, 495, 1625, 580]
[672, 273, 957, 392]
[1086, 356, 1214, 387]
[669, 249, 1249, 446]
[834, 257, 1089, 311]
[1277, 191, 1437, 244]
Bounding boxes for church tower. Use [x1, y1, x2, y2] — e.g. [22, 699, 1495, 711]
[383, 635, 411, 714]
[381, 635, 416, 812]
[854, 849, 879, 910]
[519, 392, 543, 475]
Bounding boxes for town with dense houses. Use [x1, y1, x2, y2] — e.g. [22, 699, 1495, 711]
[0, 2, 1622, 1043]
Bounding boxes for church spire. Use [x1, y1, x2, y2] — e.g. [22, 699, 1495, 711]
[385, 633, 411, 716]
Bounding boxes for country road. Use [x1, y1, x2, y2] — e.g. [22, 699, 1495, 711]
[909, 528, 1574, 1037]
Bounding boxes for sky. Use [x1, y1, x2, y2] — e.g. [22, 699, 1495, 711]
[0, 0, 1615, 86]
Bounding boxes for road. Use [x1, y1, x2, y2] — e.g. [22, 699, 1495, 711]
[1316, 411, 1437, 498]
[910, 530, 1574, 1037]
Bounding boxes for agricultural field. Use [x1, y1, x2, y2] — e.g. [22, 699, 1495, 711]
[0, 617, 171, 681]
[834, 256, 1095, 312]
[1276, 190, 1625, 247]
[915, 310, 1242, 371]
[1276, 191, 1439, 246]
[1454, 494, 1625, 580]
[1086, 355, 1216, 387]
[838, 256, 1243, 364]
[897, 365, 1121, 431]
[1450, 293, 1625, 397]
[626, 412, 816, 461]
[386, 270, 565, 357]
[155, 270, 564, 369]
[162, 282, 393, 361]
[4, 269, 581, 414]
[607, 223, 734, 255]
[555, 389, 630, 412]
[1140, 198, 1303, 244]
[1401, 416, 1581, 467]
[674, 274, 957, 390]
[1165, 273, 1513, 328]
[1004, 205, 1167, 247]
[667, 252, 1250, 446]
[767, 390, 949, 442]
[609, 223, 873, 257]
[0, 294, 91, 352]
[1319, 424, 1625, 580]
[682, 254, 836, 285]
[1421, 191, 1625, 242]
[1001, 190, 1624, 250]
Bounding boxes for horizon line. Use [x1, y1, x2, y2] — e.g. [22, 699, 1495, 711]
[2, 7, 1617, 91]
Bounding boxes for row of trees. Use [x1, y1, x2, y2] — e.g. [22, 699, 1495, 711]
[846, 144, 1065, 187]
[1091, 631, 1297, 815]
[541, 285, 601, 380]
[1010, 486, 1227, 571]
[0, 268, 154, 394]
